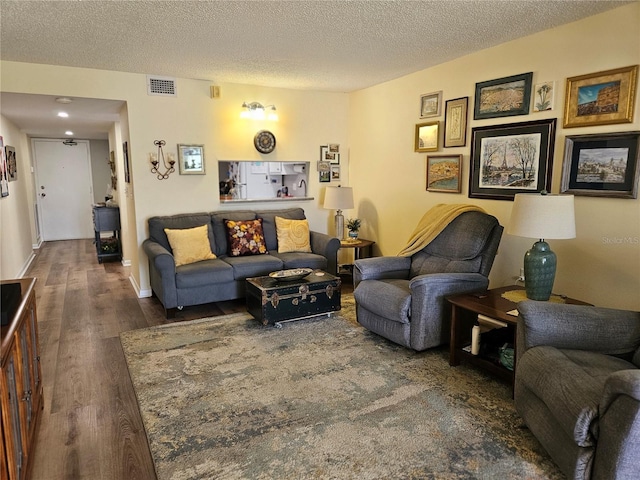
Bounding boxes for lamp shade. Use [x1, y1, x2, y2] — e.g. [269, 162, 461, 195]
[323, 186, 354, 210]
[507, 193, 576, 240]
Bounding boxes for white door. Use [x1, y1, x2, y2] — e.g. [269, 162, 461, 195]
[33, 139, 94, 241]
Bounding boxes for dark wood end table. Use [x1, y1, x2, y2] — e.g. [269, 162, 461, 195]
[447, 285, 590, 385]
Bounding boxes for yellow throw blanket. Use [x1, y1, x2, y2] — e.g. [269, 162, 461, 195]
[397, 204, 486, 257]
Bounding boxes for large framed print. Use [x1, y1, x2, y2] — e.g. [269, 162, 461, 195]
[444, 97, 468, 147]
[474, 72, 533, 120]
[561, 131, 639, 199]
[563, 65, 638, 128]
[178, 144, 205, 175]
[469, 119, 557, 200]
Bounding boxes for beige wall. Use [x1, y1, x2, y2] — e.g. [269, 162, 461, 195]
[349, 3, 640, 309]
[0, 115, 36, 278]
[0, 63, 349, 292]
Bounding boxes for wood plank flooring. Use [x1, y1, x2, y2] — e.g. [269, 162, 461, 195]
[25, 239, 353, 480]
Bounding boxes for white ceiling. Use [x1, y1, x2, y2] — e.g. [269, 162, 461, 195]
[0, 0, 631, 139]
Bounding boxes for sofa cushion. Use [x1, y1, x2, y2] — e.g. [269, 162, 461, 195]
[149, 213, 214, 253]
[222, 255, 283, 280]
[210, 210, 256, 256]
[270, 252, 327, 271]
[257, 208, 306, 252]
[175, 259, 234, 288]
[275, 216, 312, 253]
[164, 224, 216, 267]
[225, 218, 268, 256]
[354, 279, 411, 324]
[517, 345, 635, 447]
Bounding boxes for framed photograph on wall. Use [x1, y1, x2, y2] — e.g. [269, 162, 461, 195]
[0, 136, 8, 197]
[122, 142, 130, 183]
[414, 121, 439, 152]
[469, 118, 557, 200]
[474, 72, 533, 120]
[426, 154, 462, 193]
[533, 81, 555, 112]
[5, 145, 16, 181]
[331, 165, 341, 181]
[320, 145, 340, 164]
[420, 91, 442, 118]
[561, 131, 640, 198]
[563, 65, 638, 128]
[318, 161, 331, 182]
[444, 97, 468, 147]
[178, 144, 205, 175]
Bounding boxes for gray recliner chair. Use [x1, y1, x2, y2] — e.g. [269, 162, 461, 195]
[515, 301, 640, 480]
[353, 211, 503, 351]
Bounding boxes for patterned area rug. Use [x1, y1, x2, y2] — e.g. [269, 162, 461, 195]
[121, 297, 562, 480]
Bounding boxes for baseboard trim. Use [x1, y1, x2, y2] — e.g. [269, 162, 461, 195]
[18, 251, 37, 278]
[130, 274, 152, 298]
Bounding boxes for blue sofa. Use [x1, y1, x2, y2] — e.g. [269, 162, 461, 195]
[142, 207, 340, 317]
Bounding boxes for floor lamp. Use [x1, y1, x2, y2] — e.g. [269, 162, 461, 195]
[507, 192, 576, 301]
[323, 186, 354, 240]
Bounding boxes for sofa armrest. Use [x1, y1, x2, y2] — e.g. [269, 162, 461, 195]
[601, 370, 640, 413]
[309, 231, 340, 275]
[142, 238, 178, 309]
[517, 302, 640, 356]
[353, 256, 411, 288]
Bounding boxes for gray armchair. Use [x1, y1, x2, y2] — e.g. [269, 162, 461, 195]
[515, 301, 640, 480]
[353, 211, 503, 351]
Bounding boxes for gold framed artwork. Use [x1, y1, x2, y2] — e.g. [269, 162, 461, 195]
[563, 65, 638, 128]
[178, 144, 205, 175]
[444, 97, 468, 147]
[426, 154, 462, 193]
[414, 121, 439, 152]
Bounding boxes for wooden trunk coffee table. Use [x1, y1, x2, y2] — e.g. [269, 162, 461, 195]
[246, 270, 341, 327]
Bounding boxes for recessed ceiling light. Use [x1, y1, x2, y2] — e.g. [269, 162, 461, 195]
[55, 97, 73, 104]
[65, 131, 74, 135]
[57, 111, 69, 118]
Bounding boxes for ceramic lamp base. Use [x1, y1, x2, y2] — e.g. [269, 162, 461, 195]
[524, 240, 557, 301]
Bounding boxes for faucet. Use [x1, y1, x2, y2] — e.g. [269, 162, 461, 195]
[298, 179, 307, 197]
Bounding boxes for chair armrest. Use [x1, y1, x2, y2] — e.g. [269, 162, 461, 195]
[408, 272, 489, 350]
[309, 231, 340, 275]
[353, 256, 411, 287]
[601, 370, 640, 414]
[518, 302, 640, 356]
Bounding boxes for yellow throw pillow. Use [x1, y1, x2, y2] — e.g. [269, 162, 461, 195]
[275, 217, 312, 253]
[164, 224, 216, 267]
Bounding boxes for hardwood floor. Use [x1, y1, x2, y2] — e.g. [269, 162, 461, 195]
[25, 239, 353, 479]
[26, 240, 245, 480]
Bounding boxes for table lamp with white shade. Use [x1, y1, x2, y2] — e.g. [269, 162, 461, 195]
[507, 192, 576, 301]
[323, 186, 354, 240]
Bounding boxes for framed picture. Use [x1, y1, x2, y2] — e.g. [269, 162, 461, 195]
[533, 81, 555, 112]
[331, 165, 341, 181]
[474, 72, 533, 120]
[563, 65, 638, 128]
[414, 121, 439, 152]
[0, 136, 7, 197]
[320, 145, 340, 164]
[5, 145, 17, 181]
[469, 118, 557, 200]
[561, 131, 640, 199]
[178, 144, 205, 175]
[426, 154, 462, 193]
[444, 97, 468, 147]
[122, 142, 130, 183]
[318, 161, 331, 182]
[420, 91, 442, 118]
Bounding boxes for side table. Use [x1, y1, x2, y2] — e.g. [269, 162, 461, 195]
[337, 238, 375, 275]
[447, 285, 590, 385]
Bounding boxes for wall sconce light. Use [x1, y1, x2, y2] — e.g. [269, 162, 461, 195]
[149, 140, 175, 180]
[240, 101, 278, 121]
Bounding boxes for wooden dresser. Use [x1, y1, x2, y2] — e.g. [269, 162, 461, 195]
[1, 278, 43, 480]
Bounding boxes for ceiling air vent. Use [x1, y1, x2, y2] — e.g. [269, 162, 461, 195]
[147, 75, 177, 97]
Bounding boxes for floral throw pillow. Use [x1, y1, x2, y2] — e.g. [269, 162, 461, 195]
[225, 218, 268, 256]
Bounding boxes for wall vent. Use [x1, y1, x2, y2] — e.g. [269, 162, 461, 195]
[147, 75, 177, 97]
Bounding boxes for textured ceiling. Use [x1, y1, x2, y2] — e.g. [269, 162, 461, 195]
[0, 0, 631, 139]
[0, 0, 630, 92]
